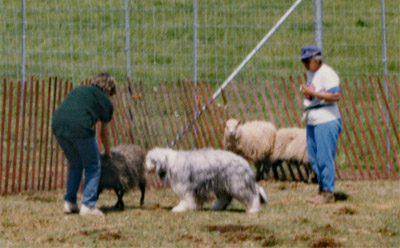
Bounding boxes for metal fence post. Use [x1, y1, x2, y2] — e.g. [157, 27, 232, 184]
[380, 0, 390, 172]
[125, 0, 131, 80]
[191, 0, 198, 149]
[21, 0, 26, 99]
[314, 0, 323, 52]
[193, 0, 197, 85]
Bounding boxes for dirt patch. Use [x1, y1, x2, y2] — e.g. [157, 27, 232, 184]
[32, 219, 51, 228]
[378, 226, 398, 237]
[312, 224, 336, 236]
[292, 232, 312, 242]
[206, 224, 254, 233]
[205, 224, 279, 246]
[98, 231, 124, 241]
[80, 228, 126, 241]
[293, 217, 310, 224]
[177, 234, 203, 243]
[310, 237, 341, 247]
[275, 182, 300, 191]
[335, 206, 357, 215]
[260, 234, 279, 247]
[44, 237, 67, 243]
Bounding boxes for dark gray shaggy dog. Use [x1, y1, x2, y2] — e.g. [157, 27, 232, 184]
[145, 147, 268, 213]
[98, 144, 146, 210]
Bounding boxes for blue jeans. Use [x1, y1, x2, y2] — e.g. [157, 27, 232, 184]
[306, 119, 342, 193]
[55, 136, 101, 208]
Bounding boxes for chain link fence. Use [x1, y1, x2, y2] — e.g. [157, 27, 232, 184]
[1, 0, 399, 86]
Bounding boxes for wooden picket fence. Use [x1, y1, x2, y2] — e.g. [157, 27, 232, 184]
[0, 75, 399, 195]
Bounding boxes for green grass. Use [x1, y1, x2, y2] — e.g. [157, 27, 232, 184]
[0, 180, 399, 247]
[0, 1, 399, 85]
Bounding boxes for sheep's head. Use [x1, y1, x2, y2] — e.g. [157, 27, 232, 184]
[224, 119, 241, 140]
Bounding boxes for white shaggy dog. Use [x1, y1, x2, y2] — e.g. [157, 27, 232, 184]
[145, 147, 268, 213]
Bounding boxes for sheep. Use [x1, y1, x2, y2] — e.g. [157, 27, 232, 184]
[97, 144, 146, 210]
[223, 118, 277, 181]
[268, 128, 316, 182]
[269, 127, 304, 163]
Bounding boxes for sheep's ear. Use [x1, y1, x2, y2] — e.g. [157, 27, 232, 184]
[237, 120, 241, 126]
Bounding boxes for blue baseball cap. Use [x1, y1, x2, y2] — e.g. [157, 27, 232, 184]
[298, 45, 321, 60]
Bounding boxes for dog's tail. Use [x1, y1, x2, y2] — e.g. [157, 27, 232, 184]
[258, 185, 268, 204]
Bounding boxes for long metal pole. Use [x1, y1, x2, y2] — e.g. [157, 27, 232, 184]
[170, 0, 304, 147]
[314, 0, 323, 52]
[125, 0, 132, 80]
[212, 0, 303, 100]
[380, 0, 390, 172]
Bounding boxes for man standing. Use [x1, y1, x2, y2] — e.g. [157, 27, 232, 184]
[299, 45, 342, 204]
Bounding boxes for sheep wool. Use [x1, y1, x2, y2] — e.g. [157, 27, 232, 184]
[223, 118, 277, 163]
[270, 127, 304, 162]
[284, 128, 308, 164]
[98, 144, 146, 210]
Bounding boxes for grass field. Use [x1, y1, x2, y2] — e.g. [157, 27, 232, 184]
[0, 180, 399, 247]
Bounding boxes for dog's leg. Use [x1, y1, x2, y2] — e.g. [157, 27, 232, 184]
[211, 193, 232, 211]
[172, 193, 199, 212]
[246, 193, 261, 214]
[258, 186, 269, 204]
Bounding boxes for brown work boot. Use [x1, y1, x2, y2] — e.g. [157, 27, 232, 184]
[320, 192, 335, 204]
[311, 192, 335, 205]
[306, 190, 323, 203]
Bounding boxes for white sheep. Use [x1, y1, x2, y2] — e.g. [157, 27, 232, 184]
[269, 128, 316, 182]
[270, 128, 304, 161]
[223, 118, 277, 180]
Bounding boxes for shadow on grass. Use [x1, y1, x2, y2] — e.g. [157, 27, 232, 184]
[201, 208, 246, 213]
[334, 191, 349, 201]
[99, 203, 173, 213]
[99, 204, 247, 214]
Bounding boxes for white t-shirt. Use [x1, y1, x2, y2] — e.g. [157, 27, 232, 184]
[303, 64, 341, 125]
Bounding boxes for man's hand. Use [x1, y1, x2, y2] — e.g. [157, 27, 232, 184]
[300, 84, 341, 102]
[300, 84, 314, 100]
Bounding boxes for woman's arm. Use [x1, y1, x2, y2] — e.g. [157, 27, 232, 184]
[300, 84, 341, 102]
[100, 121, 112, 158]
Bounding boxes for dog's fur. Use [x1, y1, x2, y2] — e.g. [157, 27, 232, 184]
[145, 147, 268, 213]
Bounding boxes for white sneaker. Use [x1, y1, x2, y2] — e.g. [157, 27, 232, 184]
[64, 201, 79, 214]
[79, 204, 105, 217]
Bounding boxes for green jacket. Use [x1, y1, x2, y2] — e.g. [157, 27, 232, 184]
[52, 85, 113, 138]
